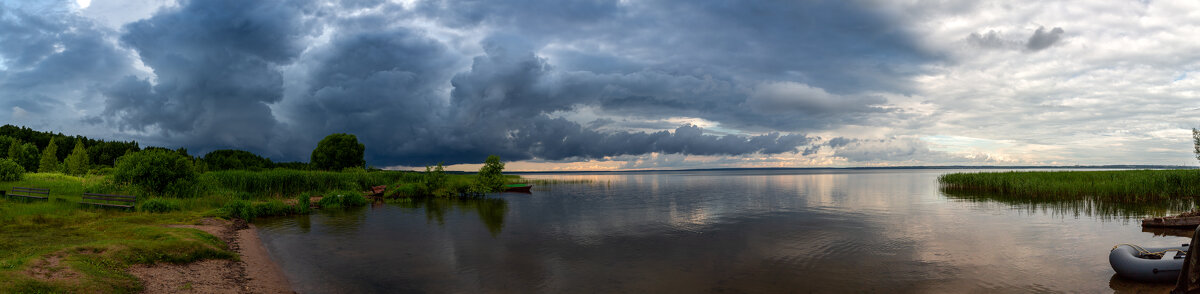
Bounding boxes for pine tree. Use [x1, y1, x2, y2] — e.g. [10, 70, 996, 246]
[38, 138, 59, 173]
[65, 140, 90, 175]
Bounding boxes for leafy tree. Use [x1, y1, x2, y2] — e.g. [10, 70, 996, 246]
[424, 162, 446, 192]
[65, 140, 90, 175]
[38, 138, 59, 173]
[7, 141, 38, 172]
[202, 149, 273, 171]
[1194, 128, 1200, 164]
[477, 155, 506, 192]
[113, 149, 197, 197]
[0, 158, 24, 181]
[310, 133, 365, 171]
[0, 136, 15, 159]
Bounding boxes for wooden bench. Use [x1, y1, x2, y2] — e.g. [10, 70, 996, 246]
[8, 187, 49, 200]
[81, 193, 136, 209]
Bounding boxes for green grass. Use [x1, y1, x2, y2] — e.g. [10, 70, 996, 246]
[0, 198, 233, 292]
[0, 169, 524, 292]
[938, 169, 1200, 202]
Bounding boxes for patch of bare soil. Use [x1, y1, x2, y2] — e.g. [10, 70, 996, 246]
[25, 253, 79, 282]
[129, 218, 293, 294]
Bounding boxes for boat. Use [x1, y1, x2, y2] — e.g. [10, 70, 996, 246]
[1110, 243, 1188, 283]
[363, 185, 386, 197]
[503, 184, 533, 193]
[1143, 215, 1200, 229]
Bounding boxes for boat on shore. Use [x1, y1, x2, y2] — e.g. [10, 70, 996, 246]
[1110, 244, 1188, 283]
[503, 184, 533, 193]
[1142, 212, 1200, 229]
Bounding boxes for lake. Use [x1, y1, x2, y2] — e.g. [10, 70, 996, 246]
[255, 169, 1190, 293]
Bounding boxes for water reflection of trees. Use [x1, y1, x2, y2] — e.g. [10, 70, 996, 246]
[940, 190, 1198, 220]
[392, 197, 509, 236]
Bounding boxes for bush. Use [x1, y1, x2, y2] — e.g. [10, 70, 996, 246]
[316, 191, 369, 209]
[113, 149, 197, 197]
[295, 193, 312, 214]
[140, 198, 182, 213]
[0, 158, 25, 181]
[221, 200, 254, 221]
[252, 200, 294, 218]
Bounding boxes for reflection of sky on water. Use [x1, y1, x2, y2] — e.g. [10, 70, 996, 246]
[257, 169, 1187, 293]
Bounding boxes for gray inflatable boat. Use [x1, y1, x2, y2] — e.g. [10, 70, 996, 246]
[1110, 243, 1188, 283]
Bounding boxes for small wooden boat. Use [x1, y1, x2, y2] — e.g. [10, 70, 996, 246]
[1143, 215, 1200, 229]
[364, 185, 386, 197]
[503, 184, 533, 193]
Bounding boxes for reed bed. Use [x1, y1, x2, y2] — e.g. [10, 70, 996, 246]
[938, 169, 1200, 203]
[199, 169, 417, 199]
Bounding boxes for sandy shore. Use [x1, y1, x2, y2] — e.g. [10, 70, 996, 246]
[129, 218, 293, 294]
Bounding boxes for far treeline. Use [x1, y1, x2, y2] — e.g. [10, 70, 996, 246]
[0, 124, 512, 198]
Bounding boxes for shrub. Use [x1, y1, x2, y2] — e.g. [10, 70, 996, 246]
[221, 200, 254, 221]
[113, 149, 197, 197]
[0, 158, 25, 181]
[252, 200, 294, 218]
[140, 198, 182, 213]
[295, 193, 312, 214]
[316, 191, 368, 209]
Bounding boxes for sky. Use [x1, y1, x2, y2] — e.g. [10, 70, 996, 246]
[1, 0, 1198, 171]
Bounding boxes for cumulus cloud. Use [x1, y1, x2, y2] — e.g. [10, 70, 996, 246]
[101, 0, 319, 154]
[1026, 26, 1064, 51]
[5, 0, 1194, 169]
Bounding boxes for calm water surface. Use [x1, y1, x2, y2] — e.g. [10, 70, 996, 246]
[256, 169, 1190, 293]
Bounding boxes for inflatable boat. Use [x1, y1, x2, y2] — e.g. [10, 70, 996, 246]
[1110, 243, 1189, 283]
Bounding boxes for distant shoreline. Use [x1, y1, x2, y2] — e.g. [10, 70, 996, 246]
[508, 165, 1198, 174]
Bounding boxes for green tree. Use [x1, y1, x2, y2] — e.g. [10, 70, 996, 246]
[65, 140, 90, 175]
[7, 141, 38, 172]
[202, 149, 273, 171]
[310, 133, 365, 171]
[38, 138, 59, 173]
[424, 162, 446, 192]
[476, 155, 506, 192]
[113, 149, 197, 197]
[1194, 128, 1200, 164]
[0, 136, 15, 159]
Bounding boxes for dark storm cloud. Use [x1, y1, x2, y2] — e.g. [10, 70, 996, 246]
[1026, 26, 1064, 51]
[102, 0, 319, 153]
[0, 2, 138, 126]
[289, 33, 813, 165]
[4, 0, 937, 166]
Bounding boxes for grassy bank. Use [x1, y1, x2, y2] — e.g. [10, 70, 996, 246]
[0, 169, 511, 292]
[938, 169, 1200, 202]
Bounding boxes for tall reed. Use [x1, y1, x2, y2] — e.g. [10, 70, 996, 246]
[198, 169, 413, 199]
[938, 170, 1200, 203]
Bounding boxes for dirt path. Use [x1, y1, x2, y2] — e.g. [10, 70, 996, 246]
[128, 218, 293, 294]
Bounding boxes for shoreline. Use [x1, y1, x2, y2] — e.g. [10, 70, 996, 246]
[129, 218, 293, 293]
